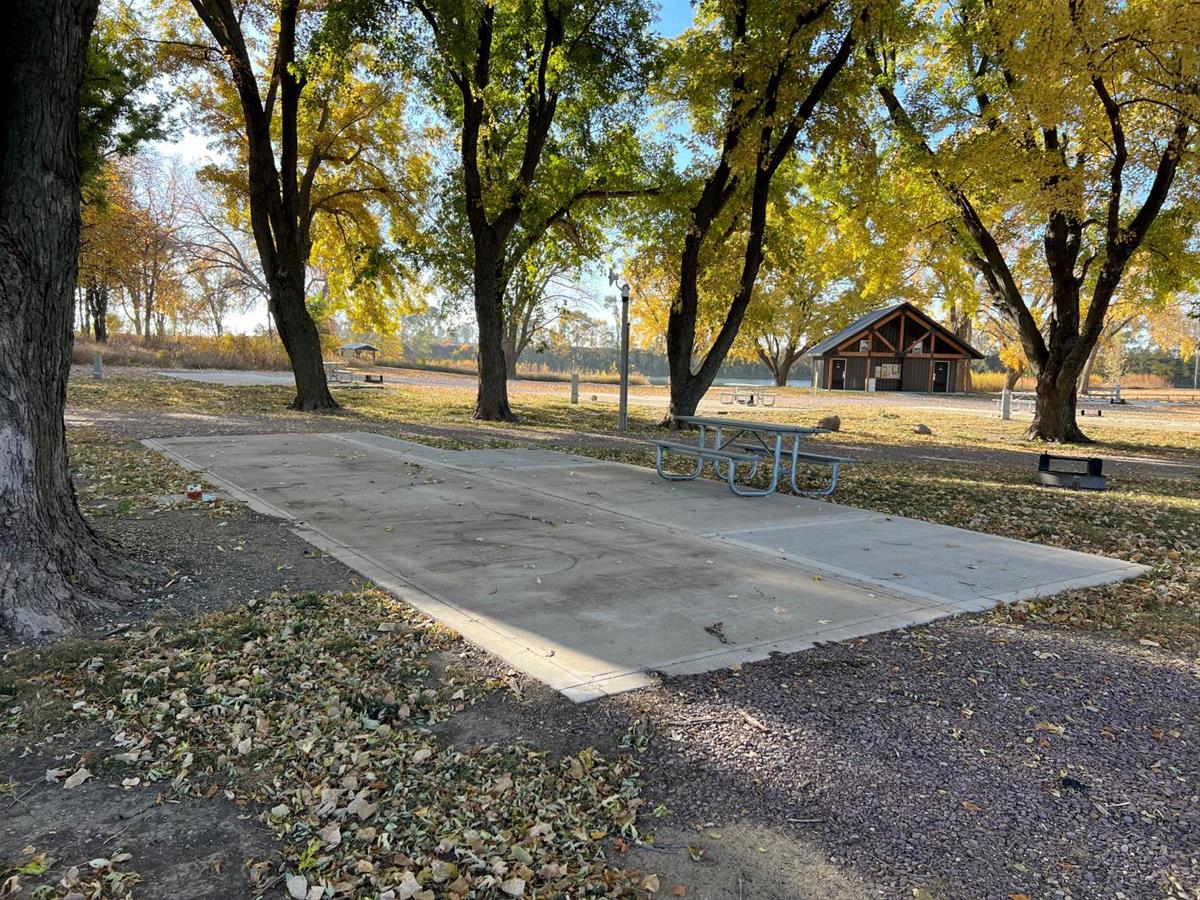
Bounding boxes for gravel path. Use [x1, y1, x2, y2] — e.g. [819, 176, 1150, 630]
[629, 621, 1199, 899]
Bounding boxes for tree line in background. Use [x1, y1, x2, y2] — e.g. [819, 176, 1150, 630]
[2, 0, 1200, 633]
[72, 0, 1200, 434]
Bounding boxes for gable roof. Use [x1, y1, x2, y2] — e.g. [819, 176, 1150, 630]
[806, 305, 900, 357]
[807, 301, 984, 359]
[340, 342, 382, 352]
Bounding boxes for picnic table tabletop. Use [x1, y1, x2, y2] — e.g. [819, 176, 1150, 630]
[676, 415, 829, 435]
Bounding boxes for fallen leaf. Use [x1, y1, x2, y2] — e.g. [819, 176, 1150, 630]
[286, 874, 307, 899]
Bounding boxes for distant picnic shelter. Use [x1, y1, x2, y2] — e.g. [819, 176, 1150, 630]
[338, 342, 382, 363]
[809, 302, 983, 393]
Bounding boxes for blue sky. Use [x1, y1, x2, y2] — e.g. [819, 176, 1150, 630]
[656, 1, 695, 37]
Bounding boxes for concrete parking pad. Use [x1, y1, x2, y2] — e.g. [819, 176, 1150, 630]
[145, 432, 1147, 701]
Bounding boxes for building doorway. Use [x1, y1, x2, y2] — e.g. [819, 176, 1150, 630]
[933, 361, 949, 392]
[831, 358, 846, 390]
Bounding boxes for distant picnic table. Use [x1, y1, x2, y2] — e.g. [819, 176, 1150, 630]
[718, 383, 777, 407]
[653, 415, 854, 497]
[995, 387, 1125, 417]
[323, 361, 385, 386]
[323, 361, 355, 383]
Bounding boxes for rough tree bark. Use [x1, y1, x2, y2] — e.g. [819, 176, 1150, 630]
[190, 0, 335, 411]
[663, 2, 857, 423]
[1, 0, 135, 636]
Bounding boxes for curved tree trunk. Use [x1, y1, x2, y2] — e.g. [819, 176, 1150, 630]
[1, 0, 135, 637]
[87, 280, 109, 342]
[271, 270, 335, 411]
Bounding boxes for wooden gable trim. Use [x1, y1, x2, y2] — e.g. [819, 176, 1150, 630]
[872, 329, 896, 352]
[905, 328, 932, 353]
[837, 333, 870, 353]
[822, 302, 979, 360]
[900, 303, 976, 358]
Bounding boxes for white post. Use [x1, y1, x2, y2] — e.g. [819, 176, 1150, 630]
[1001, 387, 1012, 420]
[92, 351, 103, 380]
[619, 283, 630, 432]
[570, 371, 579, 404]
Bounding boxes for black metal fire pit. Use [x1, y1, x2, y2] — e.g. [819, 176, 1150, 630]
[1036, 453, 1106, 491]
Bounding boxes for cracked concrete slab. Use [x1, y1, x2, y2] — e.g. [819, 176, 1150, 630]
[144, 432, 1147, 701]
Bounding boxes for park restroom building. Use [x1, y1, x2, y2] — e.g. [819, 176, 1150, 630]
[809, 302, 983, 393]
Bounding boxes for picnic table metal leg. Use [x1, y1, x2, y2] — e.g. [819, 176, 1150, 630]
[789, 458, 841, 496]
[656, 443, 703, 481]
[728, 433, 781, 497]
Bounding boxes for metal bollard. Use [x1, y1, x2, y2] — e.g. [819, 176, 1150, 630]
[570, 371, 579, 405]
[92, 351, 103, 380]
[1000, 387, 1011, 420]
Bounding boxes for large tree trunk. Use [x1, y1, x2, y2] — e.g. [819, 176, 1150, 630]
[1029, 370, 1087, 443]
[0, 0, 135, 637]
[270, 268, 335, 411]
[473, 244, 514, 421]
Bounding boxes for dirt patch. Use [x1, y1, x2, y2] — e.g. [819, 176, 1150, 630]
[430, 678, 632, 760]
[619, 823, 869, 900]
[0, 505, 363, 656]
[1, 732, 279, 898]
[623, 622, 1200, 899]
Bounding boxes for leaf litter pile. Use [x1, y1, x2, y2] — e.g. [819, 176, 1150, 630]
[16, 590, 648, 898]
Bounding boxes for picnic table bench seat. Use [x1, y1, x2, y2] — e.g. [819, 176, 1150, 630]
[652, 416, 853, 498]
[654, 439, 771, 497]
[728, 442, 855, 496]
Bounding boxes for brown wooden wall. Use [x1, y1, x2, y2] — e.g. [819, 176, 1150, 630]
[844, 357, 868, 390]
[902, 357, 930, 391]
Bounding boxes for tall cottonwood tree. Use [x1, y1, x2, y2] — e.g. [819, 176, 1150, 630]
[659, 0, 866, 421]
[181, 0, 334, 407]
[383, 0, 659, 420]
[631, 155, 896, 387]
[173, 0, 425, 408]
[868, 0, 1200, 441]
[1, 0, 135, 635]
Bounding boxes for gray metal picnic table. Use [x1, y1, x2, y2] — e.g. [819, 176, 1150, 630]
[653, 415, 854, 497]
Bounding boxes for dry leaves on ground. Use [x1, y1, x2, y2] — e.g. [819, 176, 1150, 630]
[25, 590, 647, 898]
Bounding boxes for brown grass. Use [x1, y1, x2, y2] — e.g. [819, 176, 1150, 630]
[75, 333, 296, 371]
[969, 370, 1173, 393]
